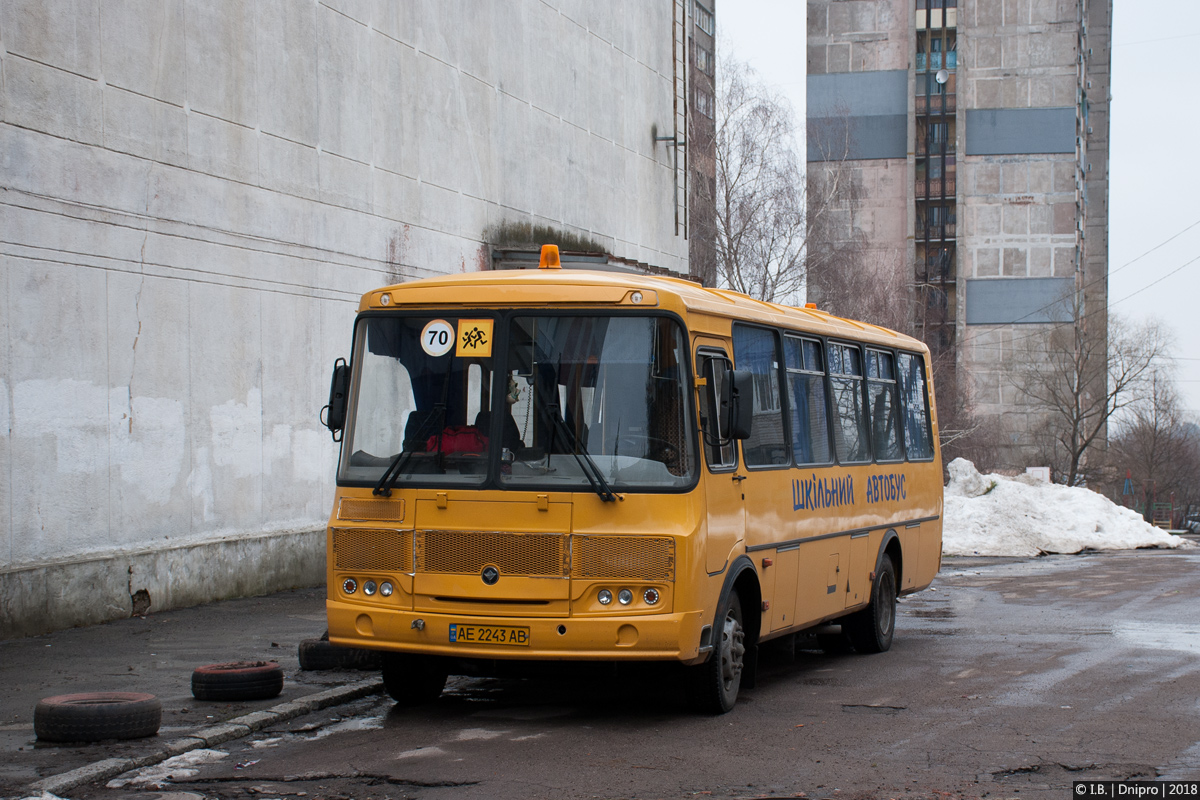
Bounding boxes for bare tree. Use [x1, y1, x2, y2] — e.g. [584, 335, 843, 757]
[714, 54, 806, 304]
[1109, 369, 1200, 521]
[1017, 300, 1170, 486]
[808, 246, 910, 334]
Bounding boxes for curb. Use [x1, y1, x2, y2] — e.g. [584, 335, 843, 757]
[28, 678, 384, 797]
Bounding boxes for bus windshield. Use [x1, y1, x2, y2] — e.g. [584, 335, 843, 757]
[338, 313, 696, 492]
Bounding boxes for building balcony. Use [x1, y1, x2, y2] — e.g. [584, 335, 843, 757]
[915, 94, 956, 114]
[917, 268, 953, 284]
[916, 139, 955, 157]
[914, 178, 956, 198]
[916, 52, 957, 72]
[915, 222, 957, 241]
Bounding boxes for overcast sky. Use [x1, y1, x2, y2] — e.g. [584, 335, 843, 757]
[720, 0, 1200, 415]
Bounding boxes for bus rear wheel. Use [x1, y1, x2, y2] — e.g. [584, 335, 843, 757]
[687, 593, 746, 714]
[845, 555, 897, 654]
[381, 653, 447, 706]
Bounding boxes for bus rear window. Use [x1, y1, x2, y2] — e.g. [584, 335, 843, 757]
[897, 352, 934, 460]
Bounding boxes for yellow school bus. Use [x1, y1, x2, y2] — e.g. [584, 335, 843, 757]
[320, 246, 942, 713]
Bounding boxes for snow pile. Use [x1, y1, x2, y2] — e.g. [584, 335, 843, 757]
[942, 458, 1190, 557]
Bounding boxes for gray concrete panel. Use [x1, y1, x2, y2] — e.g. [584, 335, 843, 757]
[0, 0, 689, 636]
[186, 111, 259, 183]
[104, 272, 192, 544]
[257, 0, 319, 147]
[317, 4, 374, 164]
[102, 87, 189, 168]
[2, 56, 103, 146]
[185, 1, 258, 126]
[965, 277, 1074, 324]
[807, 114, 907, 161]
[965, 107, 1077, 155]
[370, 33, 418, 178]
[0, 0, 100, 78]
[807, 70, 909, 118]
[100, 0, 187, 104]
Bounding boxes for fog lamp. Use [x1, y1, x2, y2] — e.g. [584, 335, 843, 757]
[618, 589, 633, 605]
[363, 580, 377, 596]
[643, 588, 660, 605]
[380, 582, 394, 597]
[342, 578, 358, 594]
[598, 589, 613, 605]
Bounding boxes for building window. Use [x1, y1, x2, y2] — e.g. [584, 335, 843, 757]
[696, 43, 713, 76]
[695, 2, 714, 36]
[695, 88, 714, 119]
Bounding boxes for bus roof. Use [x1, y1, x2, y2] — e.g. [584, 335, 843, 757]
[361, 268, 928, 352]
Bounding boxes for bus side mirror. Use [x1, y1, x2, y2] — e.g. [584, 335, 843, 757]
[321, 358, 349, 442]
[728, 369, 753, 440]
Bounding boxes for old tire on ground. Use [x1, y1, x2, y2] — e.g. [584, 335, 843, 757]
[34, 692, 162, 742]
[381, 653, 447, 706]
[298, 638, 382, 671]
[191, 661, 284, 701]
[844, 555, 897, 654]
[686, 592, 747, 714]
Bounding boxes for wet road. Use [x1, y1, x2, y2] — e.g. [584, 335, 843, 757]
[72, 549, 1200, 800]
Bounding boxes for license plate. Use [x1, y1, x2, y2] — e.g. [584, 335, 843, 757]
[448, 623, 530, 647]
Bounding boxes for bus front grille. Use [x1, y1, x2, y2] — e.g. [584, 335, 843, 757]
[571, 536, 675, 582]
[337, 497, 405, 522]
[333, 528, 412, 571]
[416, 531, 570, 577]
[335, 529, 675, 582]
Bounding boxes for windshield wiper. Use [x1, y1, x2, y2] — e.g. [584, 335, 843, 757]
[373, 404, 445, 497]
[537, 401, 617, 503]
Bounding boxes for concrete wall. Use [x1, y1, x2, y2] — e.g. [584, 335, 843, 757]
[0, 0, 689, 637]
[806, 0, 911, 292]
[957, 0, 1104, 457]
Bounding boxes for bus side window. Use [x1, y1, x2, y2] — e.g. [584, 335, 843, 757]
[897, 352, 934, 460]
[732, 325, 788, 467]
[696, 351, 737, 469]
[784, 336, 832, 465]
[829, 343, 870, 464]
[866, 349, 903, 461]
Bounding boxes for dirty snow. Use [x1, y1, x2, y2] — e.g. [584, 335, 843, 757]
[942, 458, 1190, 557]
[106, 748, 228, 788]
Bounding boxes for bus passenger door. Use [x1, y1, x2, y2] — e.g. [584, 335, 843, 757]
[696, 346, 745, 574]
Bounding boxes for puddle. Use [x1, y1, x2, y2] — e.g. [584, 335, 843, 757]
[842, 703, 906, 715]
[302, 715, 385, 740]
[907, 608, 956, 619]
[1114, 622, 1200, 654]
[395, 745, 447, 760]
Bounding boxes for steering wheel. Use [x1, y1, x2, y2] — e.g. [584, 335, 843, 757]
[615, 434, 680, 466]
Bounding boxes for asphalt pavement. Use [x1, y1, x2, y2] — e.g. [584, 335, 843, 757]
[0, 585, 383, 799]
[5, 547, 1200, 800]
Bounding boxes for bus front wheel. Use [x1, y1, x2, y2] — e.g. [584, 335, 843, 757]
[845, 555, 897, 654]
[687, 593, 746, 714]
[381, 653, 447, 706]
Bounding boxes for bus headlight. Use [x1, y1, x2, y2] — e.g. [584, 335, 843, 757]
[342, 578, 358, 594]
[380, 582, 394, 597]
[598, 589, 613, 605]
[618, 589, 633, 605]
[643, 588, 660, 605]
[363, 580, 377, 596]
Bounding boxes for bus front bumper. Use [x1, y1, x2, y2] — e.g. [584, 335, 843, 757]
[326, 600, 706, 663]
